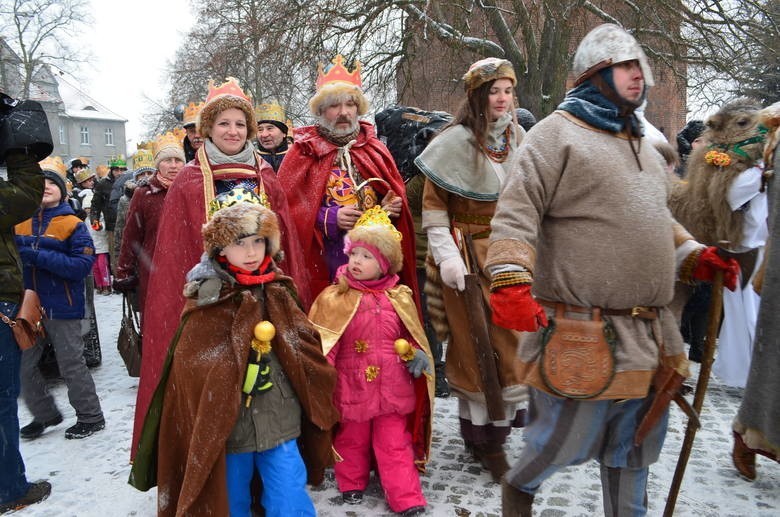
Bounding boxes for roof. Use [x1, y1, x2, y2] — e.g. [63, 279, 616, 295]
[54, 74, 127, 122]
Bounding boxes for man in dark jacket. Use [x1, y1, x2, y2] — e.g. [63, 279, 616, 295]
[0, 143, 51, 511]
[14, 164, 105, 441]
[90, 155, 127, 274]
[255, 101, 290, 173]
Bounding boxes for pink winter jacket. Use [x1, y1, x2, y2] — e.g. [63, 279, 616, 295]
[327, 283, 417, 422]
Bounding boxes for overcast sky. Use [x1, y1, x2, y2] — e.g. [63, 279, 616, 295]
[80, 0, 195, 147]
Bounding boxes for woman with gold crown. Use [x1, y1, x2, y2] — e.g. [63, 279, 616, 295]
[113, 133, 185, 316]
[129, 78, 308, 462]
[413, 58, 526, 482]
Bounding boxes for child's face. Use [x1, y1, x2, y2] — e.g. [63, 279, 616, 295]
[220, 235, 266, 271]
[348, 246, 383, 281]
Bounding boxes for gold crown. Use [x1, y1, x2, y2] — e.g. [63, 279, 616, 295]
[133, 149, 156, 170]
[172, 127, 187, 142]
[207, 187, 270, 219]
[136, 140, 154, 151]
[316, 54, 362, 91]
[255, 101, 286, 124]
[205, 77, 252, 105]
[39, 155, 67, 177]
[353, 206, 402, 241]
[153, 131, 184, 157]
[183, 101, 204, 126]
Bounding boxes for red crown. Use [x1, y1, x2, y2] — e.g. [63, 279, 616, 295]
[316, 55, 362, 91]
[205, 77, 252, 104]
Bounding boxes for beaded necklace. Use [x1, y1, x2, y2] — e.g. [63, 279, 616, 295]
[481, 126, 511, 163]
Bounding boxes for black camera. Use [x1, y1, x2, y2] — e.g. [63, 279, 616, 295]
[0, 91, 54, 166]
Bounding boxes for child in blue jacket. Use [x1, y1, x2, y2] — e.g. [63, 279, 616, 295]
[14, 163, 104, 440]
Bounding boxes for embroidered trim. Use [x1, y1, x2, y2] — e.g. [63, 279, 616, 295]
[490, 270, 532, 292]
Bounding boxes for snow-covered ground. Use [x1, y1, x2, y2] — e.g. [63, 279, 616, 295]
[11, 293, 779, 516]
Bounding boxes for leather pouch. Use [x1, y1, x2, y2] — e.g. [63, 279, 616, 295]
[539, 304, 616, 399]
[1, 289, 45, 350]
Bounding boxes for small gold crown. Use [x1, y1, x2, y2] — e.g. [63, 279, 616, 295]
[255, 101, 286, 124]
[316, 54, 362, 91]
[133, 149, 155, 170]
[205, 77, 252, 105]
[183, 101, 204, 126]
[172, 127, 187, 142]
[353, 206, 402, 241]
[153, 131, 184, 157]
[207, 187, 270, 219]
[39, 155, 67, 177]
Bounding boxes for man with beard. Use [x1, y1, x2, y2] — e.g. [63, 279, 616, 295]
[255, 101, 290, 173]
[278, 55, 418, 305]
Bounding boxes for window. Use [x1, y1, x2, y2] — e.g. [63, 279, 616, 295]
[80, 126, 89, 145]
[105, 127, 114, 146]
[59, 126, 66, 144]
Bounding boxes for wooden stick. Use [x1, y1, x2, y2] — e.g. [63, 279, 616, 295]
[663, 270, 724, 516]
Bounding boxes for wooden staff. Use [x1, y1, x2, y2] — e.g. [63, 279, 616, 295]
[663, 269, 724, 516]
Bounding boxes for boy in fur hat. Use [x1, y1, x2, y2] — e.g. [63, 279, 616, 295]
[130, 192, 339, 517]
[308, 206, 434, 516]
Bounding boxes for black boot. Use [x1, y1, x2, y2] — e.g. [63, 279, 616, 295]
[501, 479, 534, 517]
[473, 441, 509, 482]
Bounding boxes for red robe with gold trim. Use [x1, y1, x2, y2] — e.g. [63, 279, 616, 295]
[130, 147, 308, 459]
[278, 121, 419, 304]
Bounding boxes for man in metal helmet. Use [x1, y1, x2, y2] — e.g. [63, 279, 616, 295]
[484, 24, 738, 516]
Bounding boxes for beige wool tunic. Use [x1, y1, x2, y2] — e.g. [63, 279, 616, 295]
[487, 111, 692, 400]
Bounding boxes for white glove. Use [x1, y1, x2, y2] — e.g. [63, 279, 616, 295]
[440, 255, 467, 291]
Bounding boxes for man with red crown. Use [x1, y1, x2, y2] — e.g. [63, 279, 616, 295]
[129, 77, 308, 460]
[279, 55, 418, 304]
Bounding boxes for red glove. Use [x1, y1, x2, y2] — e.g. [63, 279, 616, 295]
[693, 246, 739, 291]
[91, 219, 103, 231]
[490, 284, 548, 332]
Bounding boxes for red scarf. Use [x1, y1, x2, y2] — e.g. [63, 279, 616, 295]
[217, 255, 275, 285]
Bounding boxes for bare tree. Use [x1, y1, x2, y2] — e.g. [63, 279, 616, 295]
[154, 0, 772, 131]
[0, 0, 91, 99]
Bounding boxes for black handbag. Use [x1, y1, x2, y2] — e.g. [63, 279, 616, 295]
[117, 294, 142, 377]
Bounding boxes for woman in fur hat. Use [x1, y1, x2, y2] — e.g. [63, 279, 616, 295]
[308, 206, 434, 516]
[113, 134, 184, 315]
[129, 78, 309, 461]
[413, 57, 526, 481]
[130, 196, 338, 517]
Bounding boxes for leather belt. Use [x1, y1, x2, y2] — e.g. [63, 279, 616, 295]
[538, 300, 658, 320]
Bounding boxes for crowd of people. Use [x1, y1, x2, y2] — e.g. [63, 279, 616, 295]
[1, 22, 778, 517]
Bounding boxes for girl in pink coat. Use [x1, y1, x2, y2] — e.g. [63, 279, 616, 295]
[308, 206, 435, 516]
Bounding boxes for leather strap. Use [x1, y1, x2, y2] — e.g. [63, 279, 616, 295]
[539, 300, 658, 320]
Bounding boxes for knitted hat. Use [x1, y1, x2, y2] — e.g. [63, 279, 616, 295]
[153, 132, 185, 167]
[309, 55, 368, 116]
[463, 58, 517, 92]
[676, 119, 706, 158]
[344, 206, 403, 275]
[197, 77, 256, 141]
[515, 108, 537, 131]
[202, 202, 281, 260]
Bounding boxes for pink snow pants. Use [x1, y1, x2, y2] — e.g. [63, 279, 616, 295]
[334, 412, 426, 512]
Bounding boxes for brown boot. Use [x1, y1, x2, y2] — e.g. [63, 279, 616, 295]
[732, 431, 756, 481]
[473, 441, 510, 482]
[501, 479, 533, 517]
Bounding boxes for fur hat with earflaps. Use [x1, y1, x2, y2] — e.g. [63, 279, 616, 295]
[344, 206, 403, 275]
[197, 77, 257, 142]
[202, 188, 281, 261]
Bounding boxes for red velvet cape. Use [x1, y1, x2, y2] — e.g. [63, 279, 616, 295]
[130, 148, 308, 459]
[278, 121, 419, 304]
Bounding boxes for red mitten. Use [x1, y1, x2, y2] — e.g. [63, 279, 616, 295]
[693, 246, 740, 291]
[490, 284, 548, 332]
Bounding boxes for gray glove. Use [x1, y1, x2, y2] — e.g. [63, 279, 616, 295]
[406, 349, 430, 378]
